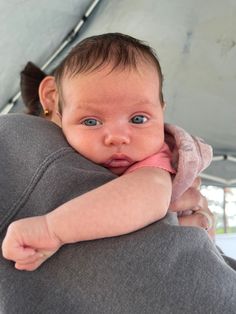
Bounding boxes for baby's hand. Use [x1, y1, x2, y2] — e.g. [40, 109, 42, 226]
[2, 216, 62, 271]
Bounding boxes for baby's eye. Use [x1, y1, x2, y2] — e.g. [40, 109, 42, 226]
[81, 118, 101, 126]
[130, 115, 148, 124]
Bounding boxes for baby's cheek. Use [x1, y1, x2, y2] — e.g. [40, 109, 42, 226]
[64, 132, 78, 151]
[75, 144, 101, 164]
[146, 136, 164, 155]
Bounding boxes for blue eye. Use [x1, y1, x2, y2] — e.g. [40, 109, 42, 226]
[130, 115, 148, 124]
[82, 118, 101, 126]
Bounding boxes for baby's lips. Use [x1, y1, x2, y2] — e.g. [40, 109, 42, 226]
[106, 159, 131, 168]
[103, 154, 133, 168]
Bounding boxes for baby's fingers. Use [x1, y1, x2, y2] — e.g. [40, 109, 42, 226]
[15, 250, 56, 271]
[14, 250, 44, 264]
[2, 243, 36, 262]
[15, 255, 45, 271]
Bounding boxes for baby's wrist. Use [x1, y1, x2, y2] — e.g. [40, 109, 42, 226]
[45, 213, 65, 246]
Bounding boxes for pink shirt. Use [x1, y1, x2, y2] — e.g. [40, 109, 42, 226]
[125, 143, 176, 175]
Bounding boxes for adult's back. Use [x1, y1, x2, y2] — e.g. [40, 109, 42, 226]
[0, 114, 236, 314]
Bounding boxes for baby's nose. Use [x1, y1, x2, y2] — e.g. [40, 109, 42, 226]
[104, 131, 130, 146]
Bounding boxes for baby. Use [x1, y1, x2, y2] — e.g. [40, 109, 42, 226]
[2, 33, 212, 270]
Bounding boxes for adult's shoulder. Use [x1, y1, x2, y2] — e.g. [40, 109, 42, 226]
[0, 113, 69, 150]
[1, 114, 235, 314]
[0, 114, 115, 232]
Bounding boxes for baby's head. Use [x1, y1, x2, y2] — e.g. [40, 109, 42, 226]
[53, 32, 165, 112]
[33, 33, 166, 174]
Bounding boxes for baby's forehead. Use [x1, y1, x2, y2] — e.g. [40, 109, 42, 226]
[59, 61, 161, 106]
[61, 56, 159, 80]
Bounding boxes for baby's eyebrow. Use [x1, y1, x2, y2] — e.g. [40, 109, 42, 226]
[73, 99, 157, 113]
[73, 102, 100, 112]
[132, 100, 157, 108]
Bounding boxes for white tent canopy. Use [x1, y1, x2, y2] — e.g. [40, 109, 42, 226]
[1, 0, 235, 186]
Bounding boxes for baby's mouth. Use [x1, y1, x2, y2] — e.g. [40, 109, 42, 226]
[103, 154, 133, 168]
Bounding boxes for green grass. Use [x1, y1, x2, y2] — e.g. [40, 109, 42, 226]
[216, 227, 236, 234]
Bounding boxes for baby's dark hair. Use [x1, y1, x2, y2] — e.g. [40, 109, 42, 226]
[21, 33, 164, 115]
[55, 33, 164, 104]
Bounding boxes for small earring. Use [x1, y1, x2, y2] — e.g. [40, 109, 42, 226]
[44, 109, 50, 116]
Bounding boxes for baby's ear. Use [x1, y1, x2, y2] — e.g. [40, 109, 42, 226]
[39, 76, 59, 113]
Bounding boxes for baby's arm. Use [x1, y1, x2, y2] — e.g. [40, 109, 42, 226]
[48, 167, 172, 242]
[2, 167, 171, 271]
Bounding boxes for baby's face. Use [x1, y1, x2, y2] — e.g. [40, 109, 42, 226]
[60, 63, 165, 175]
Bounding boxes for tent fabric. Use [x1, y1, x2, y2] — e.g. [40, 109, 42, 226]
[0, 0, 235, 185]
[0, 0, 91, 110]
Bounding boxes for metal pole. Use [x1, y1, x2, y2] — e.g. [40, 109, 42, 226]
[223, 187, 227, 233]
